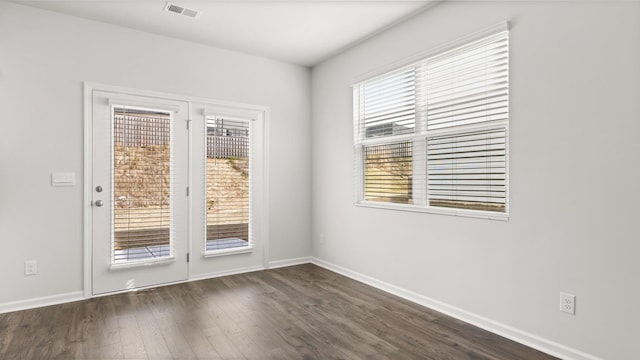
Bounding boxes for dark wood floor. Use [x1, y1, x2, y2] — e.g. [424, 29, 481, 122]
[0, 264, 557, 359]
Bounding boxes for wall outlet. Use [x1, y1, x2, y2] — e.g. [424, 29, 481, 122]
[560, 292, 576, 315]
[319, 233, 325, 244]
[25, 260, 37, 276]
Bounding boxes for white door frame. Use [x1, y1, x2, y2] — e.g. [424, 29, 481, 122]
[83, 82, 270, 298]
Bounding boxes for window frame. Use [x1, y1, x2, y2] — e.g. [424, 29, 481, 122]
[353, 24, 510, 221]
[110, 105, 176, 267]
[202, 112, 256, 257]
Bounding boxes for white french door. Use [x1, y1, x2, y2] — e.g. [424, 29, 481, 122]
[190, 102, 267, 273]
[90, 90, 189, 295]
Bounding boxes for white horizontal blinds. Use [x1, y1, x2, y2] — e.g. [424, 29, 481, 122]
[206, 117, 250, 251]
[359, 67, 417, 139]
[112, 107, 173, 263]
[364, 141, 413, 204]
[353, 27, 509, 216]
[355, 66, 419, 205]
[424, 30, 509, 213]
[427, 129, 506, 212]
[426, 31, 509, 131]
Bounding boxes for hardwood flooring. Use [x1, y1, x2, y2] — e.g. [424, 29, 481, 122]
[0, 264, 557, 359]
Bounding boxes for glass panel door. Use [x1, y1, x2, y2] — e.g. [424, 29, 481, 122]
[91, 91, 189, 295]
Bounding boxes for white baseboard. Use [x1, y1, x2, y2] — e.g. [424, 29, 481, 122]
[0, 291, 84, 314]
[0, 257, 603, 360]
[188, 265, 266, 282]
[0, 258, 299, 314]
[267, 256, 312, 269]
[310, 257, 602, 360]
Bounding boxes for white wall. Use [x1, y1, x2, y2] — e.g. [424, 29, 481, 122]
[0, 2, 311, 303]
[311, 1, 640, 359]
[3, 0, 640, 358]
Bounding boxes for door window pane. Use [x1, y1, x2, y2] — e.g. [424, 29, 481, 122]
[206, 117, 250, 252]
[113, 107, 173, 263]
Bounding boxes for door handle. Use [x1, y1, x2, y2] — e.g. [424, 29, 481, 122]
[94, 200, 104, 207]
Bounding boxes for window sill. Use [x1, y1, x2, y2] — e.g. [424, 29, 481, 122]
[204, 246, 253, 258]
[355, 201, 509, 221]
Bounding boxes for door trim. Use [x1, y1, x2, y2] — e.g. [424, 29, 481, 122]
[83, 82, 270, 298]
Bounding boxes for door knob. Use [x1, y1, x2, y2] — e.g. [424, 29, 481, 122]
[94, 200, 104, 207]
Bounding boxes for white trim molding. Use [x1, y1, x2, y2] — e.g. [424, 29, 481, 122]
[310, 257, 603, 360]
[0, 291, 84, 315]
[1, 254, 602, 360]
[82, 82, 93, 299]
[267, 257, 313, 269]
[188, 265, 265, 283]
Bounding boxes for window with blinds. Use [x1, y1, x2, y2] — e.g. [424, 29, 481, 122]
[364, 142, 413, 204]
[354, 66, 422, 205]
[425, 32, 509, 131]
[112, 107, 173, 263]
[205, 117, 251, 253]
[359, 68, 416, 139]
[353, 28, 509, 218]
[427, 129, 506, 212]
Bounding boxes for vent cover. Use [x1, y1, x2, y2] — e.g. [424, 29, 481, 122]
[164, 2, 200, 18]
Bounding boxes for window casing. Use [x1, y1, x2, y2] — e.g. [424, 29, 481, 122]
[353, 29, 509, 220]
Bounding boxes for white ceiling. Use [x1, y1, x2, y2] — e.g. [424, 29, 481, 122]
[11, 0, 436, 67]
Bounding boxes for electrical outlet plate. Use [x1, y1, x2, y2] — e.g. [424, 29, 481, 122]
[25, 260, 37, 276]
[560, 292, 576, 315]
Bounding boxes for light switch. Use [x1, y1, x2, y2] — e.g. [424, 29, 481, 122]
[51, 172, 75, 187]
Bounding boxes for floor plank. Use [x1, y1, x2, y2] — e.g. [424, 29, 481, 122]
[0, 264, 557, 359]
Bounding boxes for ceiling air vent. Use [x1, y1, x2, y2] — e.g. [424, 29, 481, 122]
[164, 3, 200, 19]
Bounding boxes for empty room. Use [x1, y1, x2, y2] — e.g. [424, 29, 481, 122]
[1, 0, 638, 359]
